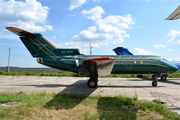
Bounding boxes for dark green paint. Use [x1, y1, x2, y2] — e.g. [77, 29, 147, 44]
[15, 32, 180, 76]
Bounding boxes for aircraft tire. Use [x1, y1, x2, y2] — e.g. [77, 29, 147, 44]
[161, 75, 166, 81]
[87, 78, 97, 88]
[152, 75, 157, 80]
[152, 81, 157, 87]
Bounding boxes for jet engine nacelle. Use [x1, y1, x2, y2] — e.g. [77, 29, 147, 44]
[58, 59, 79, 67]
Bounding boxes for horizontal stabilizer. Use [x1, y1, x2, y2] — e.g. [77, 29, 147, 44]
[6, 27, 35, 36]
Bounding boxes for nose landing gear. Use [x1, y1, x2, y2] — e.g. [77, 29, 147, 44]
[151, 74, 167, 87]
[152, 81, 158, 87]
[152, 74, 159, 87]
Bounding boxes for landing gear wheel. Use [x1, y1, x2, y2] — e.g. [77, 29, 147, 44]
[87, 78, 97, 88]
[152, 75, 157, 80]
[152, 81, 157, 87]
[161, 75, 166, 81]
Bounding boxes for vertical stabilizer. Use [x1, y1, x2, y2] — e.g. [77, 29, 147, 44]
[6, 27, 58, 58]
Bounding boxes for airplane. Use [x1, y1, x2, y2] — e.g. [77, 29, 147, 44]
[6, 27, 179, 88]
[113, 47, 180, 75]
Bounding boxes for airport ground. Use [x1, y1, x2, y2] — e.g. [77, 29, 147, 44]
[0, 75, 180, 115]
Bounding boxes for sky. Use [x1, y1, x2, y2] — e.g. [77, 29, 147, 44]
[0, 0, 180, 68]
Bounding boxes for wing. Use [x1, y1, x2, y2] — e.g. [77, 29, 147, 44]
[6, 27, 35, 36]
[79, 57, 116, 77]
[165, 6, 180, 20]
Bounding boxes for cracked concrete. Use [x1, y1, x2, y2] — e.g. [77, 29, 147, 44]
[0, 75, 180, 114]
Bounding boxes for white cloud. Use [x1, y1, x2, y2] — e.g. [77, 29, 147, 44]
[152, 44, 166, 49]
[111, 38, 124, 44]
[0, 31, 19, 40]
[58, 41, 108, 54]
[166, 30, 180, 44]
[93, 0, 102, 2]
[166, 57, 180, 61]
[69, 0, 86, 10]
[134, 47, 153, 55]
[81, 6, 104, 21]
[167, 49, 172, 51]
[0, 0, 52, 32]
[45, 25, 53, 31]
[72, 6, 133, 43]
[62, 6, 133, 54]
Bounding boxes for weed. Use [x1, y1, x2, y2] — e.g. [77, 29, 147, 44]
[152, 99, 161, 104]
[0, 93, 179, 119]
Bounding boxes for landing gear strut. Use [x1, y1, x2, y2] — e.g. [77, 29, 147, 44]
[87, 77, 98, 88]
[152, 75, 157, 80]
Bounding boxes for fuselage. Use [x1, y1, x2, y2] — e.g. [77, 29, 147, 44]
[38, 55, 179, 75]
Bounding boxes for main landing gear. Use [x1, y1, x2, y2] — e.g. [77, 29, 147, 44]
[151, 74, 167, 87]
[87, 77, 98, 88]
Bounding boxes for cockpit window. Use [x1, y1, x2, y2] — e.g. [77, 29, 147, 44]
[161, 58, 169, 62]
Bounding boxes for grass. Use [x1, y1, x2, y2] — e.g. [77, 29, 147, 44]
[0, 71, 82, 77]
[0, 92, 180, 120]
[1, 71, 180, 78]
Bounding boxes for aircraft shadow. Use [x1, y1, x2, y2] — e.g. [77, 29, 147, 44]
[43, 79, 139, 119]
[98, 85, 164, 88]
[124, 78, 180, 86]
[125, 78, 153, 81]
[158, 79, 180, 85]
[44, 80, 97, 110]
[10, 78, 162, 88]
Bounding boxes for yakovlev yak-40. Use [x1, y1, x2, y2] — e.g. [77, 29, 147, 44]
[6, 27, 178, 88]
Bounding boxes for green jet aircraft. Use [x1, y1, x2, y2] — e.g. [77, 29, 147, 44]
[6, 27, 179, 88]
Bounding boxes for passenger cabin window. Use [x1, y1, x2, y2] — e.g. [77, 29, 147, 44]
[140, 61, 143, 64]
[134, 61, 136, 64]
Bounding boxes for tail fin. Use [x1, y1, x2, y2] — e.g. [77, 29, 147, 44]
[6, 27, 58, 57]
[113, 47, 134, 55]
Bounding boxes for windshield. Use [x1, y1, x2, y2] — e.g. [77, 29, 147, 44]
[161, 58, 169, 62]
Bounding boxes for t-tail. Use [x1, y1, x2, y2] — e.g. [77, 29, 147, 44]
[113, 47, 134, 55]
[6, 27, 81, 60]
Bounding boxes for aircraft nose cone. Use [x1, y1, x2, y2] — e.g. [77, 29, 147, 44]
[171, 64, 179, 72]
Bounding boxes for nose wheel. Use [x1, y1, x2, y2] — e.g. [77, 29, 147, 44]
[152, 74, 158, 87]
[152, 81, 157, 87]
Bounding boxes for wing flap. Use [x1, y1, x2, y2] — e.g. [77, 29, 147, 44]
[79, 57, 116, 77]
[6, 27, 35, 36]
